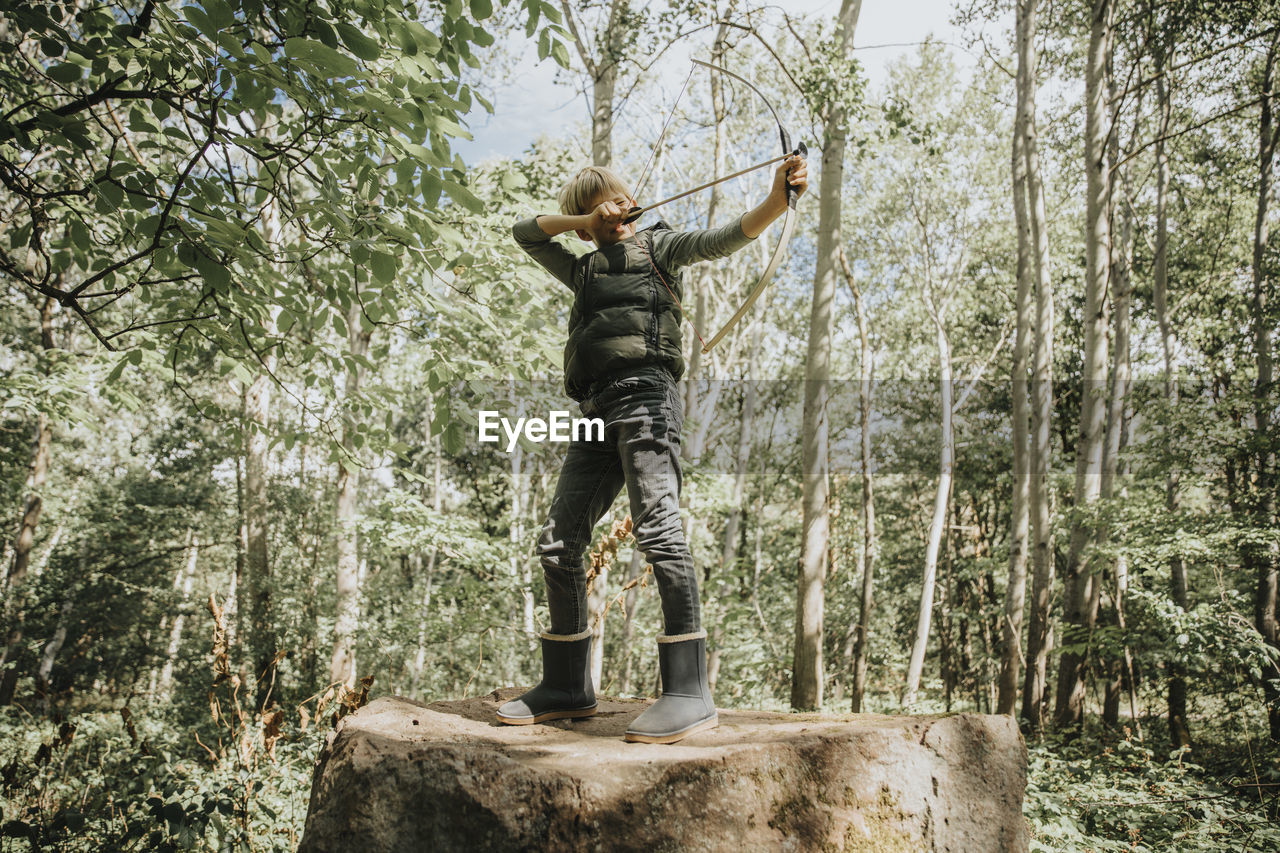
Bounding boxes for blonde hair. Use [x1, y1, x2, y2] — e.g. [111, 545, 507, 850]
[557, 166, 632, 216]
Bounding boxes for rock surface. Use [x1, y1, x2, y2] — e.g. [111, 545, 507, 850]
[298, 689, 1029, 853]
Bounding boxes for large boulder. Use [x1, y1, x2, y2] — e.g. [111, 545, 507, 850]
[298, 690, 1029, 852]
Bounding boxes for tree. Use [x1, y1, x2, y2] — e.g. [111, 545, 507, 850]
[1055, 0, 1114, 734]
[1019, 0, 1056, 733]
[792, 0, 863, 713]
[999, 0, 1036, 718]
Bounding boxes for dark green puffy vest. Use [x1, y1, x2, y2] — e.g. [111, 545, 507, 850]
[563, 223, 685, 401]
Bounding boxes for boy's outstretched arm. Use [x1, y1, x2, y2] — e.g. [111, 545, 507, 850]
[654, 153, 809, 270]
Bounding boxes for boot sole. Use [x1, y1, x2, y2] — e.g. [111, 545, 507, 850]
[496, 705, 598, 725]
[623, 714, 718, 744]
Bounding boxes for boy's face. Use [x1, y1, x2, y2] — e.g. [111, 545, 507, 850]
[575, 189, 636, 246]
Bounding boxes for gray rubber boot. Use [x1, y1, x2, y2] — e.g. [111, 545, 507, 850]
[496, 629, 597, 725]
[623, 630, 718, 744]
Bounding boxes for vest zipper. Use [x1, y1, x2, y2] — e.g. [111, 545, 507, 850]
[650, 277, 659, 355]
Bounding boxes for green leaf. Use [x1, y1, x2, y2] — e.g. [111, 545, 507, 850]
[203, 0, 235, 29]
[442, 421, 465, 455]
[469, 0, 493, 20]
[369, 251, 398, 284]
[181, 5, 216, 39]
[311, 18, 338, 49]
[284, 38, 359, 79]
[194, 253, 231, 288]
[47, 63, 82, 83]
[443, 180, 483, 214]
[105, 355, 130, 384]
[98, 180, 124, 207]
[335, 22, 381, 61]
[421, 171, 442, 206]
[69, 218, 91, 248]
[551, 40, 569, 69]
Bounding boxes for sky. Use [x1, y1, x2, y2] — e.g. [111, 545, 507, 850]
[455, 0, 974, 164]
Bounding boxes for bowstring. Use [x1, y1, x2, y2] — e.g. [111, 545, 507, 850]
[630, 63, 696, 204]
[641, 239, 708, 351]
[630, 61, 707, 348]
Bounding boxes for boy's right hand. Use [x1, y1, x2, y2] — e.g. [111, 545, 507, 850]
[587, 200, 628, 231]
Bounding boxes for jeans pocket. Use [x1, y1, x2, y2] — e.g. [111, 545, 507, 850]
[664, 381, 684, 431]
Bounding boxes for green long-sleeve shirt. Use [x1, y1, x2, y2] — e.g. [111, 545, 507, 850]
[513, 214, 756, 399]
[511, 214, 755, 289]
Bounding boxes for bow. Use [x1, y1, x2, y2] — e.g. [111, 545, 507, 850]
[630, 58, 804, 354]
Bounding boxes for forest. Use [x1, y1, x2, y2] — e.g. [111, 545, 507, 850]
[1, 0, 1279, 849]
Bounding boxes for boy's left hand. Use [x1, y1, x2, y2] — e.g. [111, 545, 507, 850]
[773, 152, 808, 201]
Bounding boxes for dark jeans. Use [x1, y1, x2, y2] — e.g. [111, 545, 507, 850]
[536, 365, 701, 636]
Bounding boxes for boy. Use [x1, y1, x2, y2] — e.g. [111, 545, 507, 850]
[498, 153, 807, 743]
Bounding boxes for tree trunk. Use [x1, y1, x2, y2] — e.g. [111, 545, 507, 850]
[35, 597, 72, 715]
[1149, 56, 1193, 750]
[684, 20, 731, 409]
[244, 357, 276, 711]
[1101, 125, 1133, 730]
[1000, 0, 1035, 717]
[793, 0, 863, 714]
[940, 539, 956, 713]
[903, 309, 954, 709]
[0, 296, 57, 707]
[712, 339, 760, 696]
[330, 302, 371, 690]
[619, 548, 644, 695]
[1054, 0, 1113, 733]
[837, 247, 878, 713]
[232, 453, 245, 655]
[1021, 0, 1055, 733]
[157, 530, 200, 700]
[558, 0, 631, 170]
[412, 449, 442, 695]
[1251, 30, 1280, 743]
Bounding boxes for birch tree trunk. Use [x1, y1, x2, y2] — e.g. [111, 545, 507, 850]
[1100, 147, 1134, 731]
[412, 448, 442, 694]
[793, 0, 863, 713]
[902, 304, 954, 709]
[330, 301, 372, 690]
[1151, 54, 1193, 749]
[838, 246, 878, 713]
[1054, 0, 1114, 733]
[999, 0, 1035, 717]
[1021, 0, 1056, 732]
[35, 598, 71, 715]
[156, 531, 200, 700]
[685, 18, 731, 401]
[559, 0, 631, 170]
[0, 296, 56, 707]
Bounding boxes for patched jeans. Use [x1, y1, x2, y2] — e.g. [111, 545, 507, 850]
[536, 365, 701, 636]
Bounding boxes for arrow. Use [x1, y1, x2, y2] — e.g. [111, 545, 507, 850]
[623, 145, 805, 224]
